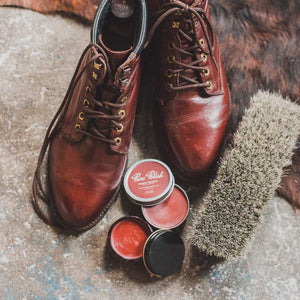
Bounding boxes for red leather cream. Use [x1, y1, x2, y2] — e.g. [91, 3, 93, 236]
[142, 185, 189, 229]
[109, 217, 152, 260]
[124, 159, 174, 206]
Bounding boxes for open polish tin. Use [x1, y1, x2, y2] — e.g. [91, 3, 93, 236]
[123, 159, 175, 206]
[108, 216, 185, 277]
[142, 184, 190, 230]
[108, 216, 152, 261]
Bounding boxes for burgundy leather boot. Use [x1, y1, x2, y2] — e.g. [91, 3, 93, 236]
[32, 0, 147, 232]
[147, 0, 231, 181]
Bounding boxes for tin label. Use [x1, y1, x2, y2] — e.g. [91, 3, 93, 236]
[128, 161, 170, 199]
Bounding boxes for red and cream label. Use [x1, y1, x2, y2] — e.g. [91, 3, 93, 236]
[128, 161, 170, 199]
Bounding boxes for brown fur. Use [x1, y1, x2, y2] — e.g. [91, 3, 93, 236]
[1, 0, 299, 207]
[209, 0, 300, 209]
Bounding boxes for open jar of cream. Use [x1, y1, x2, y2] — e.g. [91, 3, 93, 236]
[141, 184, 189, 229]
[108, 216, 152, 260]
[108, 216, 185, 277]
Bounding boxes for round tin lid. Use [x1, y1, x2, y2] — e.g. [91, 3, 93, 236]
[143, 230, 185, 278]
[123, 159, 175, 206]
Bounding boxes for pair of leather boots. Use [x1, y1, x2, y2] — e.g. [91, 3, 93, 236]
[32, 0, 231, 232]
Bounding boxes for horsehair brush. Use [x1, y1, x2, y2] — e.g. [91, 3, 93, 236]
[192, 90, 300, 259]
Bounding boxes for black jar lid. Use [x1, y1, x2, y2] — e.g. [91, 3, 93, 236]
[143, 230, 185, 278]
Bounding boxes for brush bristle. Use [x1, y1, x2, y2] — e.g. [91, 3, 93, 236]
[192, 91, 300, 259]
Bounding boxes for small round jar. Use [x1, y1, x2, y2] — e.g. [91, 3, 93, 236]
[123, 159, 175, 206]
[143, 230, 185, 278]
[141, 185, 190, 230]
[108, 218, 185, 277]
[108, 216, 152, 261]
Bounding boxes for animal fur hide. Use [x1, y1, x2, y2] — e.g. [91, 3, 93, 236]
[0, 0, 299, 208]
[209, 0, 300, 209]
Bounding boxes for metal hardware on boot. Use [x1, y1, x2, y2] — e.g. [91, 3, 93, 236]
[32, 0, 148, 232]
[146, 0, 231, 181]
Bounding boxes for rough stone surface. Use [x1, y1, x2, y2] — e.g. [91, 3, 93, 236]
[0, 8, 299, 299]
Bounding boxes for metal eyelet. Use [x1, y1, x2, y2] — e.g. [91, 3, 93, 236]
[114, 137, 122, 145]
[201, 53, 207, 63]
[167, 56, 175, 63]
[75, 124, 81, 132]
[92, 71, 98, 80]
[165, 70, 174, 78]
[94, 62, 102, 70]
[206, 81, 212, 90]
[203, 68, 210, 76]
[118, 110, 125, 119]
[83, 99, 89, 107]
[120, 78, 128, 87]
[79, 112, 85, 121]
[120, 96, 127, 103]
[199, 39, 205, 46]
[86, 86, 92, 94]
[122, 66, 131, 76]
[116, 124, 124, 133]
[166, 83, 174, 92]
[168, 42, 175, 50]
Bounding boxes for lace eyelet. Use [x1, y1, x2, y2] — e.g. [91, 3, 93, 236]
[86, 86, 92, 95]
[201, 53, 207, 63]
[83, 99, 89, 108]
[115, 124, 124, 133]
[79, 112, 85, 121]
[165, 70, 174, 78]
[120, 78, 128, 87]
[166, 83, 174, 92]
[203, 68, 210, 76]
[75, 124, 81, 132]
[94, 62, 102, 70]
[122, 66, 131, 75]
[120, 96, 127, 103]
[118, 110, 126, 119]
[199, 39, 205, 46]
[167, 56, 175, 64]
[114, 137, 122, 145]
[168, 42, 175, 50]
[206, 81, 213, 90]
[92, 71, 98, 80]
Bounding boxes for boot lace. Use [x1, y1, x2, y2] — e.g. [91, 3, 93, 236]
[32, 43, 125, 225]
[146, 0, 218, 91]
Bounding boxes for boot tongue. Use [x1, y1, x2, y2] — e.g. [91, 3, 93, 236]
[98, 35, 132, 73]
[94, 35, 132, 133]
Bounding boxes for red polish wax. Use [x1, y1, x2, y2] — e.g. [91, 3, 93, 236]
[142, 185, 189, 229]
[110, 217, 152, 260]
